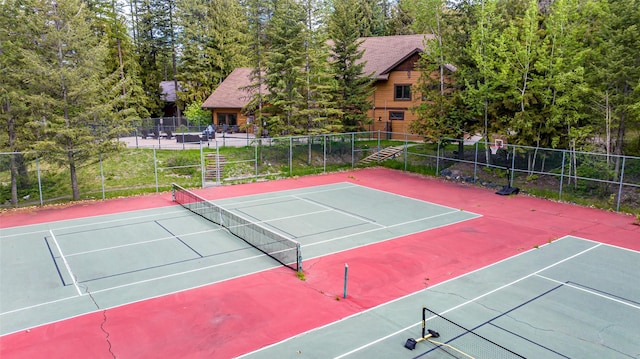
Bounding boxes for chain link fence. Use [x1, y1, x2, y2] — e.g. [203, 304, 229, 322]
[1, 132, 638, 213]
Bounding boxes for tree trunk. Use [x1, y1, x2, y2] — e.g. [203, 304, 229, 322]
[10, 153, 18, 207]
[68, 145, 80, 201]
[5, 99, 19, 206]
[613, 112, 625, 180]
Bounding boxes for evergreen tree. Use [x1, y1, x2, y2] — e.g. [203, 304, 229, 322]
[132, 0, 174, 117]
[408, 0, 468, 148]
[328, 0, 374, 132]
[387, 0, 415, 35]
[300, 0, 341, 134]
[462, 0, 501, 145]
[263, 0, 308, 135]
[176, 0, 249, 106]
[87, 0, 149, 122]
[534, 0, 592, 150]
[0, 0, 37, 206]
[16, 0, 122, 200]
[243, 0, 274, 137]
[588, 0, 640, 157]
[356, 0, 389, 36]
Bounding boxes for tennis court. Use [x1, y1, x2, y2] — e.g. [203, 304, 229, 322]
[0, 181, 478, 336]
[1, 168, 638, 358]
[241, 235, 640, 358]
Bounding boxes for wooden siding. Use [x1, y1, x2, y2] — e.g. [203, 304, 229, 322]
[211, 109, 254, 133]
[369, 70, 422, 136]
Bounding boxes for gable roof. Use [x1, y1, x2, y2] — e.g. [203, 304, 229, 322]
[358, 34, 432, 80]
[201, 68, 257, 109]
[202, 34, 433, 110]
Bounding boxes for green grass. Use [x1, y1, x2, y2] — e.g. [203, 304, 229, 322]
[1, 140, 638, 216]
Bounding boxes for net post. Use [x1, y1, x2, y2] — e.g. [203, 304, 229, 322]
[421, 306, 426, 339]
[171, 183, 176, 202]
[296, 243, 302, 272]
[343, 263, 349, 299]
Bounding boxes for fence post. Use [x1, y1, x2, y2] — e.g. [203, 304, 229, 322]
[436, 141, 441, 176]
[559, 150, 566, 201]
[200, 142, 205, 188]
[404, 133, 408, 171]
[616, 156, 626, 212]
[351, 133, 355, 168]
[323, 134, 327, 173]
[289, 137, 293, 176]
[510, 146, 516, 187]
[153, 147, 159, 193]
[100, 152, 105, 200]
[254, 140, 258, 181]
[377, 130, 381, 164]
[36, 155, 44, 206]
[216, 140, 221, 185]
[473, 142, 479, 181]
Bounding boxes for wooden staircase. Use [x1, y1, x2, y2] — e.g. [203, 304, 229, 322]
[358, 146, 405, 165]
[205, 153, 226, 181]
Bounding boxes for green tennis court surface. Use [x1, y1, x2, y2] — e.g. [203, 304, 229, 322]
[239, 236, 640, 358]
[0, 183, 479, 335]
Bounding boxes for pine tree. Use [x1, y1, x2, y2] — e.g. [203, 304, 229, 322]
[132, 0, 173, 117]
[263, 0, 308, 135]
[243, 0, 274, 137]
[328, 0, 374, 132]
[176, 0, 249, 106]
[387, 0, 415, 35]
[86, 0, 149, 123]
[408, 0, 466, 147]
[356, 0, 389, 36]
[300, 0, 341, 134]
[17, 0, 122, 200]
[0, 0, 37, 206]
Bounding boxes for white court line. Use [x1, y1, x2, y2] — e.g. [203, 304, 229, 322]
[48, 230, 83, 296]
[0, 254, 283, 337]
[242, 208, 334, 227]
[68, 208, 335, 257]
[65, 228, 222, 257]
[291, 195, 386, 228]
[536, 274, 640, 311]
[305, 209, 474, 248]
[0, 294, 83, 315]
[0, 252, 272, 319]
[0, 208, 188, 239]
[566, 235, 640, 254]
[348, 182, 483, 217]
[215, 183, 358, 207]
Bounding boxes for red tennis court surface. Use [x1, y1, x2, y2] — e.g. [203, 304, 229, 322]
[1, 168, 638, 358]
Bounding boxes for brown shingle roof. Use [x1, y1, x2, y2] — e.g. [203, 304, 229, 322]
[202, 34, 433, 109]
[201, 68, 257, 109]
[358, 34, 431, 80]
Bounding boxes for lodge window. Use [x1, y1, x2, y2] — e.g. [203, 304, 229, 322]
[389, 111, 404, 121]
[217, 113, 237, 126]
[394, 84, 411, 101]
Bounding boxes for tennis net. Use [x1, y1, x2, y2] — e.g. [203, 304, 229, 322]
[421, 307, 526, 358]
[172, 184, 302, 272]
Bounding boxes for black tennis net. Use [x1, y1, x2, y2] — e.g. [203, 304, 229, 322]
[419, 307, 526, 358]
[172, 184, 302, 272]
